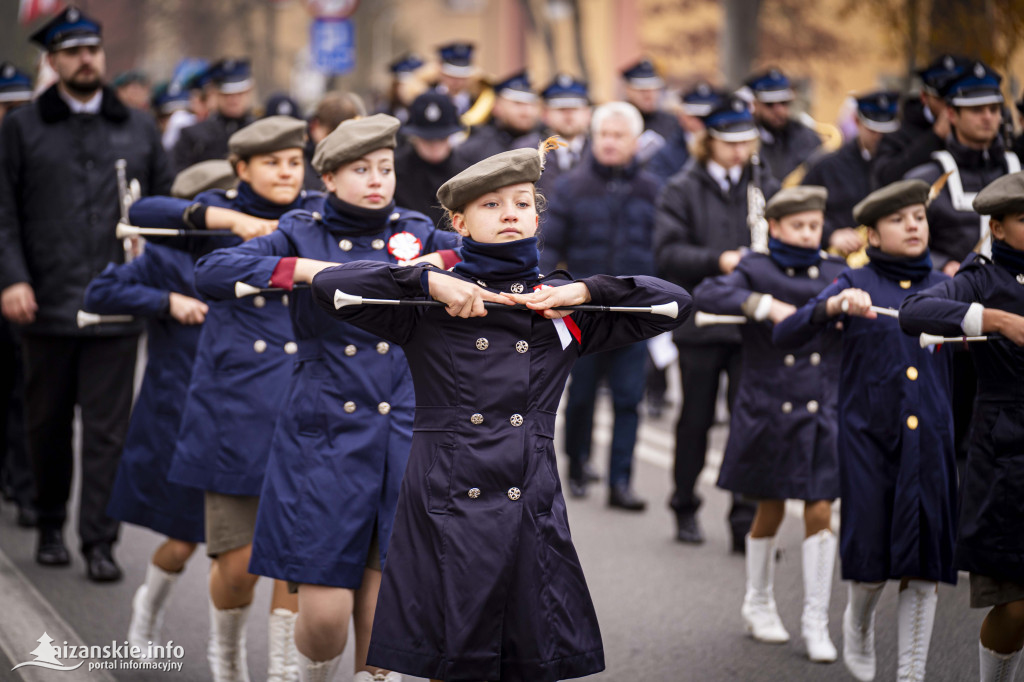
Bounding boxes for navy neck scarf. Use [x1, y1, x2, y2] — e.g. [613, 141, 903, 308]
[324, 194, 395, 236]
[235, 181, 300, 220]
[453, 237, 540, 282]
[866, 246, 933, 282]
[992, 239, 1024, 277]
[768, 237, 821, 269]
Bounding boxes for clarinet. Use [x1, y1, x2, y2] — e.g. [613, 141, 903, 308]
[115, 159, 138, 262]
[746, 154, 769, 254]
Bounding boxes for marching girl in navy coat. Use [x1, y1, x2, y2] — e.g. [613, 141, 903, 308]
[694, 186, 845, 663]
[128, 117, 322, 682]
[305, 145, 691, 682]
[899, 172, 1024, 682]
[774, 179, 957, 682]
[195, 114, 460, 682]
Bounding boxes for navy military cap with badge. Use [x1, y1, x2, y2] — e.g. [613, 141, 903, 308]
[703, 95, 759, 142]
[264, 93, 302, 120]
[29, 5, 101, 52]
[856, 91, 900, 133]
[681, 82, 724, 117]
[942, 60, 1003, 106]
[621, 59, 664, 90]
[390, 53, 425, 81]
[403, 91, 462, 140]
[494, 70, 536, 104]
[438, 42, 475, 78]
[0, 62, 33, 103]
[745, 68, 795, 104]
[917, 54, 970, 96]
[542, 73, 589, 109]
[151, 81, 190, 116]
[213, 58, 253, 95]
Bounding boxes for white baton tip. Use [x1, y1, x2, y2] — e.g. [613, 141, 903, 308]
[919, 333, 944, 348]
[76, 310, 98, 328]
[333, 289, 363, 309]
[115, 223, 132, 240]
[234, 281, 262, 298]
[650, 301, 679, 319]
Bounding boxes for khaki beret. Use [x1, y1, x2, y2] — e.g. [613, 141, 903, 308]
[437, 148, 542, 211]
[228, 116, 307, 158]
[764, 185, 827, 220]
[312, 113, 400, 174]
[170, 160, 236, 199]
[853, 179, 930, 227]
[973, 171, 1024, 216]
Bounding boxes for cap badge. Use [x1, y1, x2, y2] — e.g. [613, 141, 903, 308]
[696, 83, 710, 96]
[879, 95, 889, 107]
[943, 55, 955, 70]
[732, 99, 744, 112]
[424, 102, 441, 122]
[2, 65, 13, 79]
[557, 73, 572, 88]
[67, 7, 79, 22]
[769, 68, 780, 79]
[974, 63, 985, 78]
[277, 102, 293, 115]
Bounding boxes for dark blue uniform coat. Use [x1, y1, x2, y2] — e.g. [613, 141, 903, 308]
[694, 252, 845, 500]
[774, 264, 958, 584]
[195, 205, 458, 587]
[129, 185, 323, 496]
[899, 255, 1024, 583]
[311, 262, 691, 682]
[84, 244, 205, 542]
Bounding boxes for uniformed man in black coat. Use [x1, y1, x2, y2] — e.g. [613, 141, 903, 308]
[746, 68, 821, 183]
[0, 6, 173, 581]
[455, 70, 539, 166]
[0, 62, 34, 125]
[872, 54, 970, 187]
[621, 59, 682, 164]
[394, 91, 467, 227]
[436, 42, 478, 117]
[803, 91, 899, 255]
[171, 57, 255, 173]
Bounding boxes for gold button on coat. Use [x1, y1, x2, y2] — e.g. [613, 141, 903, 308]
[253, 295, 266, 308]
[344, 344, 357, 356]
[807, 400, 819, 413]
[808, 265, 820, 280]
[783, 354, 795, 367]
[785, 268, 795, 277]
[475, 338, 489, 350]
[281, 294, 289, 307]
[906, 366, 919, 381]
[510, 414, 524, 427]
[376, 342, 390, 354]
[378, 402, 391, 415]
[507, 487, 521, 501]
[900, 280, 911, 289]
[253, 339, 267, 353]
[781, 402, 793, 414]
[284, 341, 298, 355]
[515, 340, 529, 354]
[470, 413, 484, 425]
[907, 415, 919, 430]
[312, 211, 322, 221]
[339, 239, 353, 251]
[810, 352, 821, 366]
[343, 401, 356, 413]
[371, 239, 385, 250]
[468, 488, 481, 499]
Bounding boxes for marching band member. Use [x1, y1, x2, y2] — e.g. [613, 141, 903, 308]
[83, 161, 232, 654]
[305, 144, 691, 682]
[899, 172, 1024, 682]
[694, 186, 845, 662]
[195, 113, 458, 682]
[130, 116, 322, 682]
[774, 179, 958, 682]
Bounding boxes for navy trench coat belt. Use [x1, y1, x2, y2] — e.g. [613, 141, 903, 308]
[413, 405, 558, 439]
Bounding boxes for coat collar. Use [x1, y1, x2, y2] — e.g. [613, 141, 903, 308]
[37, 83, 129, 124]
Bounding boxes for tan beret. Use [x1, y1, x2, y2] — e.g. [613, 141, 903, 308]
[853, 179, 930, 227]
[437, 148, 542, 211]
[312, 113, 400, 174]
[170, 159, 236, 199]
[764, 185, 827, 220]
[228, 116, 307, 158]
[973, 171, 1024, 216]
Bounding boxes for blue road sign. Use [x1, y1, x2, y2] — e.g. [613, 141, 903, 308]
[310, 18, 355, 74]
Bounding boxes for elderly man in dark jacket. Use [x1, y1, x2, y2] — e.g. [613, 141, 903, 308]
[541, 101, 659, 510]
[655, 96, 778, 549]
[0, 7, 173, 581]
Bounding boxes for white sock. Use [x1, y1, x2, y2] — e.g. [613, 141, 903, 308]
[979, 641, 1022, 682]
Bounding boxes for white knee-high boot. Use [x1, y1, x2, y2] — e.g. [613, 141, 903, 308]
[897, 580, 938, 682]
[297, 651, 342, 682]
[353, 671, 403, 681]
[268, 608, 299, 682]
[979, 641, 1022, 682]
[208, 599, 251, 682]
[741, 534, 790, 643]
[843, 581, 885, 681]
[128, 563, 181, 653]
[801, 530, 837, 663]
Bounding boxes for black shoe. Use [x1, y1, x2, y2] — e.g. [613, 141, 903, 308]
[568, 478, 588, 499]
[582, 463, 601, 483]
[36, 528, 70, 566]
[731, 533, 746, 554]
[675, 513, 705, 544]
[84, 544, 122, 582]
[608, 484, 647, 511]
[16, 503, 37, 528]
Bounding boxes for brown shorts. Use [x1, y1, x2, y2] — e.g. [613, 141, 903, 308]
[288, 525, 381, 593]
[204, 492, 260, 557]
[970, 573, 1024, 608]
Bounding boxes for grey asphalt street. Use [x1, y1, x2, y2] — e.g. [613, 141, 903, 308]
[0, 391, 983, 682]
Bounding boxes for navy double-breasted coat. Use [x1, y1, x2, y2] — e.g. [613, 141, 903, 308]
[194, 204, 459, 587]
[694, 251, 845, 501]
[774, 263, 959, 584]
[900, 255, 1024, 583]
[311, 261, 691, 682]
[83, 244, 205, 542]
